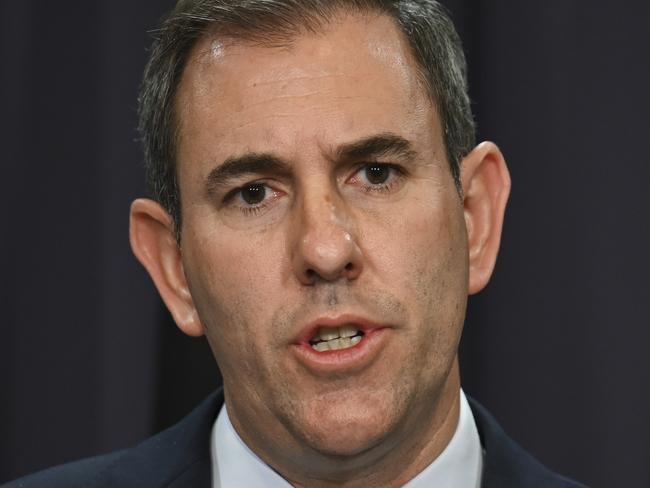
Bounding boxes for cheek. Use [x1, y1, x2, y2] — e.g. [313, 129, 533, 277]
[184, 217, 280, 309]
[365, 195, 468, 361]
[412, 213, 468, 368]
[367, 193, 467, 298]
[181, 226, 285, 373]
[413, 201, 468, 315]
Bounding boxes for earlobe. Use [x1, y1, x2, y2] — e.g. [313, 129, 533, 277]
[460, 142, 511, 295]
[129, 198, 205, 337]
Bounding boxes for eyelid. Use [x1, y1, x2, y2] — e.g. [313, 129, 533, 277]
[221, 180, 286, 218]
[222, 179, 275, 203]
[343, 163, 406, 198]
[351, 160, 407, 174]
[349, 162, 406, 182]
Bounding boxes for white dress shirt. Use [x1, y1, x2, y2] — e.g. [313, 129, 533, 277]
[211, 389, 483, 487]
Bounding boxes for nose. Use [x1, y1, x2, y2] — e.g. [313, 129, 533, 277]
[291, 190, 363, 285]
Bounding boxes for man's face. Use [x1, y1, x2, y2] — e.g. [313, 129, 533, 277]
[175, 12, 468, 460]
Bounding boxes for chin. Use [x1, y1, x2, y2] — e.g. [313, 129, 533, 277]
[307, 424, 393, 458]
[292, 387, 406, 458]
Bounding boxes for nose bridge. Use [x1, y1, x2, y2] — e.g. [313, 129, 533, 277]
[291, 178, 362, 284]
[303, 182, 348, 235]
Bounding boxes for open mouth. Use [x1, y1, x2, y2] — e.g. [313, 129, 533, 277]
[293, 317, 389, 373]
[308, 324, 365, 352]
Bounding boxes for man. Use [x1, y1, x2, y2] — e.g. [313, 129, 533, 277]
[4, 1, 585, 487]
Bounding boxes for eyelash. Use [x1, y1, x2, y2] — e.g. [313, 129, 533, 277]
[223, 183, 277, 215]
[240, 203, 267, 216]
[224, 163, 405, 216]
[354, 163, 405, 193]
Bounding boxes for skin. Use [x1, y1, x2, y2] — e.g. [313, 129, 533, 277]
[130, 11, 510, 488]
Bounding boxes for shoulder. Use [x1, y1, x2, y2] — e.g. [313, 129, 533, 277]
[2, 390, 224, 488]
[1, 450, 127, 488]
[467, 397, 588, 488]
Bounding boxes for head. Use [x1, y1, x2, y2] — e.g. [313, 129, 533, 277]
[138, 0, 476, 239]
[130, 1, 510, 485]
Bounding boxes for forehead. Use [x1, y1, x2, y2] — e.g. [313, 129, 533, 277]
[175, 11, 441, 170]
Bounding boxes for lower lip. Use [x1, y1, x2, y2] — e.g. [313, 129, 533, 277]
[291, 328, 390, 375]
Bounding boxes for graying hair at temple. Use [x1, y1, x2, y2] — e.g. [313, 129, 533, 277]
[138, 0, 475, 239]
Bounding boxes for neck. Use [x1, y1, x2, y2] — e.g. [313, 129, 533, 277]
[227, 360, 462, 488]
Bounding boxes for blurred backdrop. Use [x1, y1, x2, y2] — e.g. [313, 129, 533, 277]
[1, 1, 649, 486]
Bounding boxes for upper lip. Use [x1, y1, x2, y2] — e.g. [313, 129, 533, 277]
[293, 313, 388, 345]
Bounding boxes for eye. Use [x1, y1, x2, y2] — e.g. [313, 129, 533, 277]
[350, 163, 406, 193]
[223, 181, 284, 217]
[240, 183, 266, 205]
[364, 165, 390, 185]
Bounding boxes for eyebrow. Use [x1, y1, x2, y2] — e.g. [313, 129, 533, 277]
[204, 132, 417, 194]
[335, 133, 417, 162]
[205, 153, 292, 194]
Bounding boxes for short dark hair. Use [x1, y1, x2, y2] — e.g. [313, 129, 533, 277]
[138, 0, 475, 238]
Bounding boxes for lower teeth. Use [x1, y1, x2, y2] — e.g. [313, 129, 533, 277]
[312, 335, 362, 352]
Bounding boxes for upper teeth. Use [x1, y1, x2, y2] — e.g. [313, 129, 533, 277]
[310, 325, 363, 352]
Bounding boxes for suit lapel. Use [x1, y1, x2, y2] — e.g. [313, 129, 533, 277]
[468, 396, 582, 487]
[108, 389, 223, 487]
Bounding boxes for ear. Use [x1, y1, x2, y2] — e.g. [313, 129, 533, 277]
[460, 142, 511, 295]
[129, 198, 204, 337]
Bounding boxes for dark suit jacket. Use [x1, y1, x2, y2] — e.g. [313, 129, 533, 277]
[3, 390, 587, 487]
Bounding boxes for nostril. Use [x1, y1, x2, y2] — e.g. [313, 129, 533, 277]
[345, 263, 353, 271]
[305, 269, 317, 282]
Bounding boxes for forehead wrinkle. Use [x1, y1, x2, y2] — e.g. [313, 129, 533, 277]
[190, 11, 419, 86]
[176, 10, 442, 180]
[234, 89, 347, 112]
[181, 11, 429, 107]
[246, 71, 348, 88]
[228, 112, 306, 133]
[227, 92, 371, 134]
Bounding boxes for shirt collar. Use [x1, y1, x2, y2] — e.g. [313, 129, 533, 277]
[211, 389, 483, 488]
